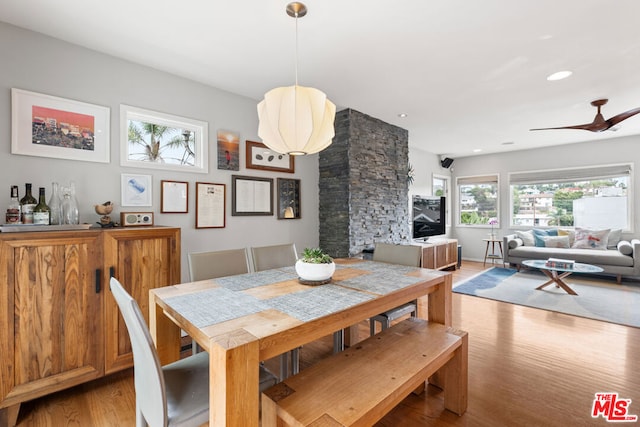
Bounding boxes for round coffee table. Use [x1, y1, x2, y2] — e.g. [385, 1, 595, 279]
[521, 259, 604, 296]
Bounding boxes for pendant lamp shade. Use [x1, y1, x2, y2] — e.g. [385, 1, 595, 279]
[258, 85, 336, 155]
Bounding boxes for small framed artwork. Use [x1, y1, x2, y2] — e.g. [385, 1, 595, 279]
[277, 178, 301, 219]
[120, 104, 208, 173]
[231, 175, 273, 216]
[217, 130, 240, 171]
[11, 88, 110, 163]
[161, 180, 188, 213]
[121, 173, 152, 207]
[245, 140, 295, 173]
[196, 182, 226, 228]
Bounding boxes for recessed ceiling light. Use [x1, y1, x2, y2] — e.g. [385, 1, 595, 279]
[398, 113, 408, 118]
[547, 70, 572, 81]
[473, 148, 482, 153]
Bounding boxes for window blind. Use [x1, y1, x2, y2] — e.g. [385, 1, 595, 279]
[457, 175, 498, 185]
[509, 164, 631, 185]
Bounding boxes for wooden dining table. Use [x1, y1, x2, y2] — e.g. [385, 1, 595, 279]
[149, 257, 453, 427]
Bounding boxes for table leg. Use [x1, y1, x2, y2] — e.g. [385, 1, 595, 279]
[535, 270, 578, 295]
[149, 294, 180, 365]
[483, 242, 490, 267]
[210, 339, 260, 426]
[427, 273, 452, 326]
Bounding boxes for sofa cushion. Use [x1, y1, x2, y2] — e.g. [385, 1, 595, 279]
[532, 229, 558, 247]
[608, 229, 622, 249]
[516, 230, 535, 246]
[541, 235, 570, 249]
[558, 229, 576, 246]
[572, 228, 610, 250]
[617, 240, 633, 256]
[509, 246, 634, 267]
[508, 238, 523, 249]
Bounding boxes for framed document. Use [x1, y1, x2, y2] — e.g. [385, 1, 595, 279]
[196, 182, 226, 228]
[161, 180, 188, 213]
[231, 175, 273, 216]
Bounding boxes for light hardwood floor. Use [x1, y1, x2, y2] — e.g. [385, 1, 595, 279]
[14, 261, 640, 426]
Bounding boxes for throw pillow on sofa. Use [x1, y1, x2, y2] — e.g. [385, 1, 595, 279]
[532, 229, 558, 247]
[572, 228, 610, 250]
[608, 229, 622, 249]
[541, 235, 570, 249]
[516, 230, 535, 246]
[558, 229, 576, 246]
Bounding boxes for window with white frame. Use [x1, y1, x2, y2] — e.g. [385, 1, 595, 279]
[509, 164, 632, 230]
[457, 174, 499, 225]
[433, 174, 451, 226]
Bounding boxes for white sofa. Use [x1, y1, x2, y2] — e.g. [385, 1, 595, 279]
[503, 231, 640, 283]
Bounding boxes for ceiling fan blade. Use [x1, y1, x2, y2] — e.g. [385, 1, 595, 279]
[606, 107, 640, 128]
[530, 123, 596, 131]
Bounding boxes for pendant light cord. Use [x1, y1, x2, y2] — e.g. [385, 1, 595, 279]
[294, 11, 299, 86]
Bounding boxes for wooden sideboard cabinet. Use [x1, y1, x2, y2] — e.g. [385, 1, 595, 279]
[420, 238, 458, 270]
[0, 226, 180, 426]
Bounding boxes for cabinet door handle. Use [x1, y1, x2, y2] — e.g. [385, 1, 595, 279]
[109, 266, 115, 278]
[95, 269, 101, 294]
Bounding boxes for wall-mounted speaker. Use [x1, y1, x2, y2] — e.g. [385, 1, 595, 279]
[440, 157, 454, 169]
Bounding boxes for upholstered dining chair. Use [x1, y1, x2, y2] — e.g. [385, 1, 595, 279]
[250, 243, 301, 379]
[250, 243, 298, 272]
[188, 248, 250, 281]
[370, 242, 423, 335]
[110, 277, 278, 427]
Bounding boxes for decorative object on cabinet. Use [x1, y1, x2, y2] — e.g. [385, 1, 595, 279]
[94, 201, 115, 227]
[277, 178, 301, 219]
[121, 173, 152, 207]
[0, 227, 181, 426]
[231, 175, 273, 216]
[120, 104, 208, 173]
[11, 88, 110, 163]
[195, 182, 226, 229]
[217, 130, 240, 171]
[120, 212, 154, 227]
[246, 140, 295, 173]
[160, 180, 188, 213]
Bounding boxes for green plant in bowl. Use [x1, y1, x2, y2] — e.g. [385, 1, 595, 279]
[300, 247, 333, 264]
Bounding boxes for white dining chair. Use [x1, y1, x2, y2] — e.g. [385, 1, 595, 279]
[370, 243, 422, 335]
[110, 277, 277, 427]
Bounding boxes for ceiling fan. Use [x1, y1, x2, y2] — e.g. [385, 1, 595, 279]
[530, 99, 640, 132]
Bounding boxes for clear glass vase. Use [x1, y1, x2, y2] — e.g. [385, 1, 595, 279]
[60, 183, 79, 225]
[48, 182, 62, 225]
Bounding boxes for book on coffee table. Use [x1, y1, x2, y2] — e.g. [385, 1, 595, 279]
[545, 257, 575, 269]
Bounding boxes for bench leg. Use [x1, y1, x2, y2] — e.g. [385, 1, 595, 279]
[261, 393, 278, 427]
[444, 329, 468, 415]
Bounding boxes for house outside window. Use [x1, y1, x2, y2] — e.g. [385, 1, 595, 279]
[509, 164, 632, 230]
[456, 174, 499, 225]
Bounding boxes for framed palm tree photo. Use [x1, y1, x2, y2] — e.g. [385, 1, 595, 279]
[120, 104, 208, 173]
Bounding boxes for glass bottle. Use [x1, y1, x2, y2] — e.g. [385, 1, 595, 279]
[61, 184, 79, 225]
[33, 187, 51, 225]
[19, 183, 37, 224]
[48, 182, 62, 225]
[6, 185, 21, 224]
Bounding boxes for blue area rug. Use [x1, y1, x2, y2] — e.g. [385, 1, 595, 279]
[453, 267, 640, 328]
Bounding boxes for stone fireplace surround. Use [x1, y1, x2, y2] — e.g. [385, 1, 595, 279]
[319, 109, 410, 258]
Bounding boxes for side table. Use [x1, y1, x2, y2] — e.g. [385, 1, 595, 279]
[483, 238, 504, 267]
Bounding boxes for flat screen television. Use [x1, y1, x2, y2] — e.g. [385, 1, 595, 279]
[412, 195, 446, 241]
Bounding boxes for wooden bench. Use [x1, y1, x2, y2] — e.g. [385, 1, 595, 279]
[262, 317, 468, 426]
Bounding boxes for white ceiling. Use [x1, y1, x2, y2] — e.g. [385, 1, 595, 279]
[3, 0, 640, 158]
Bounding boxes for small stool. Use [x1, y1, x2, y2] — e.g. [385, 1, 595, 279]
[483, 238, 504, 267]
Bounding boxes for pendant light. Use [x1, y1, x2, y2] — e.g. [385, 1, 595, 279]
[257, 2, 336, 156]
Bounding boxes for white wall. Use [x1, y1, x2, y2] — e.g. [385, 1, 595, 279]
[0, 22, 320, 282]
[450, 137, 640, 261]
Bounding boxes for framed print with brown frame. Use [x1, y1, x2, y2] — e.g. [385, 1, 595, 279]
[196, 182, 226, 228]
[245, 140, 294, 173]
